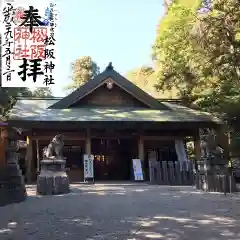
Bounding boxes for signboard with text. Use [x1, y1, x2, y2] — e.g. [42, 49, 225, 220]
[1, 0, 58, 87]
[83, 154, 94, 181]
[132, 159, 144, 181]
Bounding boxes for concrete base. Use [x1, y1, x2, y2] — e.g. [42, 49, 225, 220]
[37, 159, 70, 195]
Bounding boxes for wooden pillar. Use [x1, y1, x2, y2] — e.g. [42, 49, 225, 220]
[26, 136, 33, 183]
[193, 129, 201, 162]
[36, 139, 40, 174]
[138, 135, 145, 177]
[85, 128, 91, 154]
[0, 127, 8, 167]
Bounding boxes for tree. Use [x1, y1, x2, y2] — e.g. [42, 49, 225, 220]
[126, 66, 179, 98]
[126, 66, 154, 87]
[66, 56, 100, 91]
[0, 87, 33, 121]
[192, 0, 240, 116]
[152, 0, 240, 111]
[152, 1, 206, 105]
[31, 87, 53, 97]
[0, 87, 54, 121]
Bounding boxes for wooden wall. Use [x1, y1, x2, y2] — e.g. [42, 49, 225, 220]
[71, 81, 149, 108]
[23, 127, 197, 182]
[29, 128, 196, 140]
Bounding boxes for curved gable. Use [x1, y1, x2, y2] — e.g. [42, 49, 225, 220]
[49, 63, 171, 110]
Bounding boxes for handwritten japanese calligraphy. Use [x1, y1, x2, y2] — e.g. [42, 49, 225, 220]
[44, 3, 57, 86]
[18, 58, 44, 82]
[19, 6, 43, 33]
[1, 1, 58, 87]
[2, 3, 15, 82]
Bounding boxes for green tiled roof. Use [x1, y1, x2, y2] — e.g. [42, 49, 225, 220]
[8, 99, 221, 123]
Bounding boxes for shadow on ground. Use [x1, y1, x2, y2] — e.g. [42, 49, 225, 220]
[0, 183, 239, 239]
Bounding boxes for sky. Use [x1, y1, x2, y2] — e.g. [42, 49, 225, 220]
[52, 0, 165, 97]
[1, 0, 165, 96]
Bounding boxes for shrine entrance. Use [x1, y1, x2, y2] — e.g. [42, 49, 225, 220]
[91, 138, 137, 181]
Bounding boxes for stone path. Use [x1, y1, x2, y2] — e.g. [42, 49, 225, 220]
[0, 183, 239, 239]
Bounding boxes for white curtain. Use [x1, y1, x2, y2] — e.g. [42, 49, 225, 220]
[175, 140, 189, 171]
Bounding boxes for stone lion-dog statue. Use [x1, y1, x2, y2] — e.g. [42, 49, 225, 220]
[43, 134, 64, 159]
[200, 129, 224, 158]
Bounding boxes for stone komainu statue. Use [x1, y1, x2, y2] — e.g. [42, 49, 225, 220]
[43, 134, 64, 159]
[200, 129, 224, 159]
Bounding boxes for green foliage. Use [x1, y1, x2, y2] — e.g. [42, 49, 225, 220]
[152, 1, 204, 105]
[152, 0, 240, 114]
[126, 66, 154, 87]
[0, 87, 32, 121]
[0, 87, 53, 121]
[31, 87, 53, 97]
[186, 140, 195, 160]
[66, 56, 100, 91]
[192, 0, 240, 115]
[126, 67, 179, 98]
[1, 87, 32, 97]
[194, 0, 240, 81]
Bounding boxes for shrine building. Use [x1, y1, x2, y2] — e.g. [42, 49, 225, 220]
[7, 63, 223, 183]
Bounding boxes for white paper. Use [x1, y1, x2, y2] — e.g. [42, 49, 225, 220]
[132, 159, 144, 181]
[175, 140, 189, 171]
[1, 0, 58, 87]
[83, 154, 94, 179]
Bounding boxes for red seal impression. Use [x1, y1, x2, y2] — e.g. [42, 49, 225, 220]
[12, 7, 26, 25]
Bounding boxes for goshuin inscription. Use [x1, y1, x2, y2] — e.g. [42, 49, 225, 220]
[1, 1, 58, 87]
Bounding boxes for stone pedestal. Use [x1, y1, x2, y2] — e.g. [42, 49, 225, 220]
[195, 156, 237, 193]
[37, 159, 70, 195]
[0, 156, 27, 206]
[0, 128, 27, 206]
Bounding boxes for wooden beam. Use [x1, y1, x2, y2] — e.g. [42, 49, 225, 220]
[31, 135, 85, 141]
[85, 128, 91, 154]
[91, 135, 134, 139]
[193, 129, 201, 162]
[138, 137, 144, 161]
[9, 120, 220, 131]
[36, 140, 40, 173]
[32, 130, 85, 135]
[142, 136, 184, 141]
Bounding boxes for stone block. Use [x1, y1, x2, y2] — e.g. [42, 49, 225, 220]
[0, 163, 27, 206]
[37, 159, 70, 195]
[195, 172, 237, 193]
[37, 175, 54, 195]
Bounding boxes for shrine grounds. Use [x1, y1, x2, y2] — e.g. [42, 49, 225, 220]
[0, 183, 239, 240]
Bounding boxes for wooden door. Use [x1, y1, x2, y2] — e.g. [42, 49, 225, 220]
[92, 138, 136, 181]
[92, 139, 108, 180]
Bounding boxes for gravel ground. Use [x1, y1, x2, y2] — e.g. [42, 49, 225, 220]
[0, 183, 239, 240]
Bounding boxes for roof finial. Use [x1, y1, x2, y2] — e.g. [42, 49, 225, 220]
[106, 62, 113, 71]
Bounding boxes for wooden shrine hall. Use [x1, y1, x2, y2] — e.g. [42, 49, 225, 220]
[7, 63, 223, 183]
